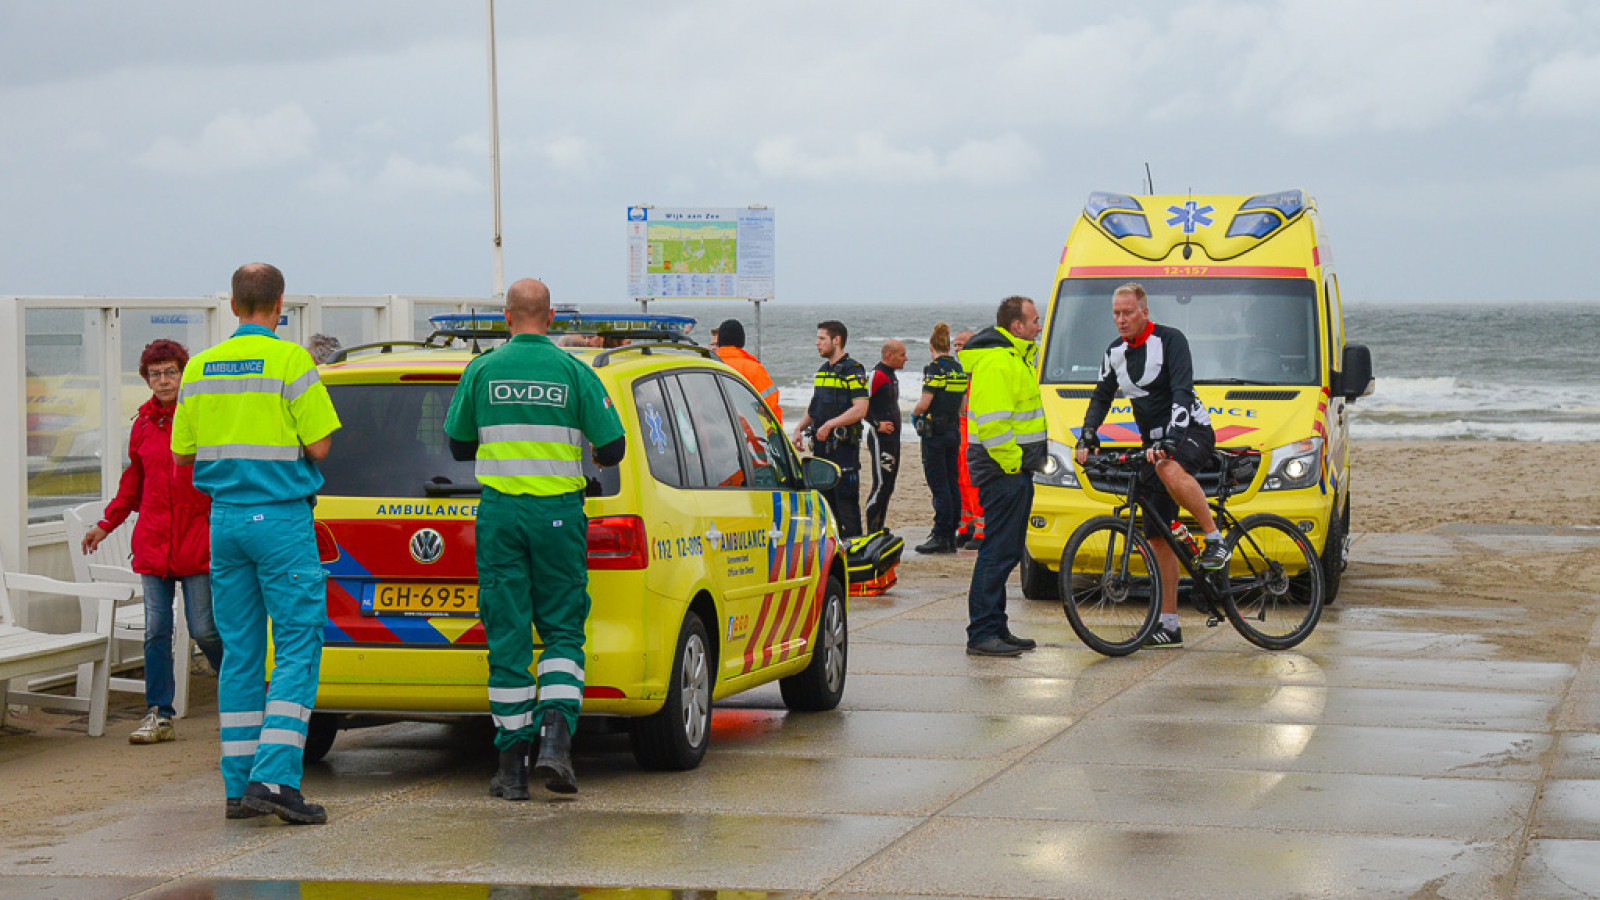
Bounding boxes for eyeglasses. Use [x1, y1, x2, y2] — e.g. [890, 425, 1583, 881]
[146, 367, 182, 381]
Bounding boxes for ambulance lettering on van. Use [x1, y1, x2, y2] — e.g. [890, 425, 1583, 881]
[1024, 190, 1374, 603]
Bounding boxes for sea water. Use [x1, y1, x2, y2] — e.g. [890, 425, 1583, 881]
[587, 300, 1600, 443]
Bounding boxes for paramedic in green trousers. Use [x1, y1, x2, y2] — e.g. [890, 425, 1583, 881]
[444, 278, 626, 798]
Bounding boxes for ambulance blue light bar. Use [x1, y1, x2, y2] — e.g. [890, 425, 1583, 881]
[428, 311, 697, 340]
[1085, 191, 1142, 218]
[1102, 212, 1152, 239]
[1239, 190, 1306, 219]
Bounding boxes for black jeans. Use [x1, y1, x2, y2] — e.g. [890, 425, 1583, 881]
[921, 430, 960, 542]
[822, 466, 863, 540]
[965, 471, 1033, 644]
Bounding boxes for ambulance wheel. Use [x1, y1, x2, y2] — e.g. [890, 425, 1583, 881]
[302, 713, 341, 764]
[1320, 500, 1348, 605]
[631, 612, 712, 771]
[780, 575, 848, 712]
[1020, 554, 1059, 601]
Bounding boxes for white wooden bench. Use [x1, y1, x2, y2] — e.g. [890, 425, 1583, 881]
[1, 557, 129, 737]
[62, 502, 194, 718]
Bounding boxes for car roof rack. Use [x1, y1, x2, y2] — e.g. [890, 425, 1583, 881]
[323, 340, 431, 365]
[593, 342, 716, 368]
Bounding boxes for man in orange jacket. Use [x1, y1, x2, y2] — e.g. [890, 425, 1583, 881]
[715, 319, 781, 423]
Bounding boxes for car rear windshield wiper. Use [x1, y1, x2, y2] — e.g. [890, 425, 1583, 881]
[423, 477, 483, 497]
[1198, 378, 1280, 386]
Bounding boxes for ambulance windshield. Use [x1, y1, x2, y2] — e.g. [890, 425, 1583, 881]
[1040, 277, 1321, 386]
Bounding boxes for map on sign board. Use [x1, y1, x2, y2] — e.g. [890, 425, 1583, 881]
[627, 206, 774, 300]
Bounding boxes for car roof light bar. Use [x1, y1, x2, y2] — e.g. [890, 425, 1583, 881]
[1239, 190, 1306, 219]
[427, 311, 699, 343]
[1085, 191, 1142, 219]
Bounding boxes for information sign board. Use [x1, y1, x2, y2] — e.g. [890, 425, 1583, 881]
[627, 206, 774, 300]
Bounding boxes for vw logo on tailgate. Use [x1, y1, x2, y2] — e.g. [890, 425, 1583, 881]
[409, 528, 445, 564]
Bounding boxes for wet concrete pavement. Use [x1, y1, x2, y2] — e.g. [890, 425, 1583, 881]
[4, 528, 1600, 898]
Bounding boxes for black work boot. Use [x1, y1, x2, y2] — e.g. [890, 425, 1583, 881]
[224, 797, 267, 820]
[532, 710, 578, 794]
[488, 740, 531, 801]
[242, 782, 327, 825]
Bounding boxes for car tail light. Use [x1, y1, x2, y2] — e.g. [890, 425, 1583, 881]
[314, 521, 341, 563]
[587, 515, 648, 570]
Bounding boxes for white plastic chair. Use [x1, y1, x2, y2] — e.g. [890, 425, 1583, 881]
[62, 502, 193, 718]
[1, 550, 128, 737]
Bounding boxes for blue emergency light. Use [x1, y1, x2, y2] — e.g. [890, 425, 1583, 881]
[428, 311, 697, 342]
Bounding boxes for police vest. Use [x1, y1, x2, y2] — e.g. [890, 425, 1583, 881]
[443, 332, 626, 497]
[808, 355, 868, 445]
[171, 323, 342, 505]
[921, 355, 968, 433]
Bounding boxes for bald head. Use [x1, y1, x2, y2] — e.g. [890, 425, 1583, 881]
[880, 339, 907, 370]
[953, 329, 974, 354]
[504, 278, 552, 334]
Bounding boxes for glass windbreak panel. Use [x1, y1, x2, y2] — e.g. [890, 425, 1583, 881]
[677, 372, 747, 488]
[319, 384, 622, 499]
[26, 308, 104, 523]
[717, 373, 797, 489]
[119, 308, 211, 462]
[1042, 277, 1321, 386]
[276, 306, 304, 345]
[633, 377, 684, 487]
[319, 307, 381, 355]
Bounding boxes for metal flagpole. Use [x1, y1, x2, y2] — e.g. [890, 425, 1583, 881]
[486, 0, 505, 301]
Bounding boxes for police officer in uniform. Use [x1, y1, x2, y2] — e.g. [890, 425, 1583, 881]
[913, 322, 967, 553]
[172, 263, 342, 824]
[863, 339, 905, 534]
[791, 320, 869, 539]
[444, 278, 626, 798]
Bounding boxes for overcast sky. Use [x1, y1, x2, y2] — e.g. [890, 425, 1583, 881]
[3, 1, 1597, 306]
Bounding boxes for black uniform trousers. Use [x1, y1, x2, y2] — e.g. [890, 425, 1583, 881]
[920, 429, 960, 543]
[863, 426, 899, 535]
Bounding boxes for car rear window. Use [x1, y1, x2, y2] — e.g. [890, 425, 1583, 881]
[321, 383, 619, 498]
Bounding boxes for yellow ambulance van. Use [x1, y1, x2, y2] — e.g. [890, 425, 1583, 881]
[1024, 190, 1373, 602]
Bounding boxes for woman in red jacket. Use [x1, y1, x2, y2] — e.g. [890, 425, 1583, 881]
[82, 339, 223, 744]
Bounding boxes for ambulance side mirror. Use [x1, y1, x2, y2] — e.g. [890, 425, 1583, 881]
[1338, 345, 1375, 401]
[802, 457, 841, 491]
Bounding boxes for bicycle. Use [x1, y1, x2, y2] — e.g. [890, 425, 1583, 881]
[1061, 446, 1325, 656]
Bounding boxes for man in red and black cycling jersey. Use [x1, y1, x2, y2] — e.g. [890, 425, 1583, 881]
[1074, 283, 1228, 648]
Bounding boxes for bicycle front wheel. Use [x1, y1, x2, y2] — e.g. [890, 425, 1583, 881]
[1060, 516, 1162, 656]
[1219, 513, 1325, 650]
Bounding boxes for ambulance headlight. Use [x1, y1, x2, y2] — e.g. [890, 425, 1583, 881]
[1035, 440, 1080, 488]
[1262, 437, 1322, 491]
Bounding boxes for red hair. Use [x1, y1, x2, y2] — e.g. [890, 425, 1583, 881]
[139, 339, 190, 379]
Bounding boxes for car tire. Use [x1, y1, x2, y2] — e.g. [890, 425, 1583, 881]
[780, 575, 848, 712]
[1020, 554, 1059, 601]
[630, 612, 712, 771]
[302, 712, 342, 765]
[1321, 500, 1348, 605]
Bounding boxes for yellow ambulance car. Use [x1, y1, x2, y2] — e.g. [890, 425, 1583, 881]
[296, 313, 850, 771]
[1024, 190, 1374, 603]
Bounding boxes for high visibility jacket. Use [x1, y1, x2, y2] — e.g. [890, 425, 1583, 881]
[443, 332, 625, 496]
[716, 345, 782, 423]
[958, 326, 1047, 486]
[172, 324, 342, 505]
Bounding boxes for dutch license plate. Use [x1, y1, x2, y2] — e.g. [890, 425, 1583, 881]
[362, 582, 479, 617]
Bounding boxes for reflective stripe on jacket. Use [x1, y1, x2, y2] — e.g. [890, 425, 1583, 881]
[172, 324, 342, 505]
[443, 332, 626, 496]
[716, 345, 782, 423]
[958, 326, 1046, 484]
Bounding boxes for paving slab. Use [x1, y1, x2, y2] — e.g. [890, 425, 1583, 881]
[0, 877, 164, 900]
[1517, 840, 1600, 899]
[837, 818, 1512, 899]
[205, 809, 913, 891]
[945, 761, 1537, 840]
[1098, 681, 1561, 731]
[1535, 780, 1600, 840]
[1552, 734, 1600, 779]
[1154, 649, 1575, 692]
[709, 709, 1071, 760]
[1036, 717, 1551, 779]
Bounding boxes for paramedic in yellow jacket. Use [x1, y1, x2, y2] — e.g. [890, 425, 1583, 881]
[957, 296, 1046, 658]
[172, 263, 342, 825]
